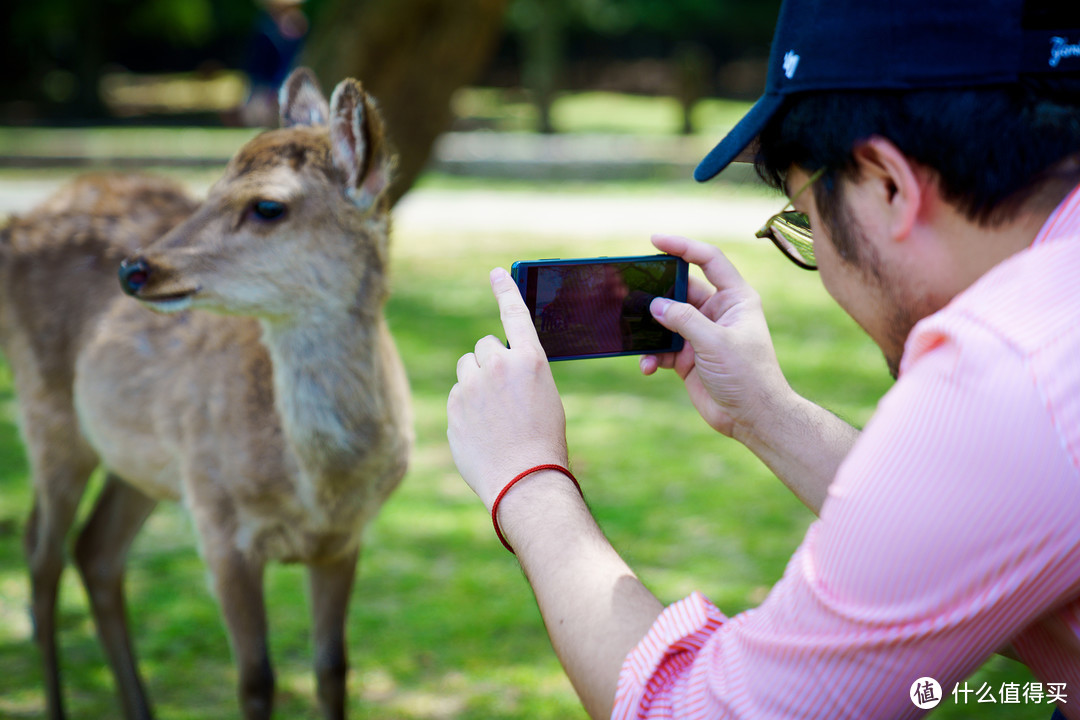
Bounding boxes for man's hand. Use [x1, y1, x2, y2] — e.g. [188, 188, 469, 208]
[643, 234, 860, 514]
[642, 234, 792, 440]
[447, 267, 570, 511]
[448, 267, 663, 720]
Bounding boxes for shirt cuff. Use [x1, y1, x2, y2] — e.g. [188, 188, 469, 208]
[612, 591, 727, 719]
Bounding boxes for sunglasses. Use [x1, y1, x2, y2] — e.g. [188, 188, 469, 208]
[755, 167, 825, 270]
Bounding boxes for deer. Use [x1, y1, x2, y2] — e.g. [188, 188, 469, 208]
[0, 68, 413, 720]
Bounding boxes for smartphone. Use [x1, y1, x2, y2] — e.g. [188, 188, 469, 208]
[510, 254, 689, 361]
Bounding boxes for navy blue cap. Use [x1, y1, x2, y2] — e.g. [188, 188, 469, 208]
[695, 0, 1080, 181]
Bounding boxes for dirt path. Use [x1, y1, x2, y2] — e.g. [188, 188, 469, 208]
[1, 174, 776, 249]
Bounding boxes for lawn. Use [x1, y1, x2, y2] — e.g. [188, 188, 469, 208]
[0, 167, 1048, 718]
[0, 89, 748, 163]
[451, 87, 749, 136]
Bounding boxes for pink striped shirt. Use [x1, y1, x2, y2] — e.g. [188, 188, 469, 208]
[613, 182, 1080, 719]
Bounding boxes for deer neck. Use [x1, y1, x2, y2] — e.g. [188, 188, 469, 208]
[259, 296, 390, 496]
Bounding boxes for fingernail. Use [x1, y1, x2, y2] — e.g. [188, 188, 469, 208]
[490, 267, 509, 283]
[650, 297, 671, 318]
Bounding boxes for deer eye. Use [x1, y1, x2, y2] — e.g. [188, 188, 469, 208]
[251, 200, 286, 222]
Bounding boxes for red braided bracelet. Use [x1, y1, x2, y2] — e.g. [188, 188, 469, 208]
[491, 464, 582, 554]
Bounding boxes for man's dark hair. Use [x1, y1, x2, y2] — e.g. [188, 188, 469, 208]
[755, 78, 1080, 239]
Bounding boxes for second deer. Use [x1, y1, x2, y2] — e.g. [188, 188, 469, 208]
[3, 68, 413, 719]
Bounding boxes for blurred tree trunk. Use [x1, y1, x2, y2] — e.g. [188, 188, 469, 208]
[73, 0, 109, 118]
[674, 42, 712, 136]
[303, 0, 509, 206]
[516, 0, 566, 135]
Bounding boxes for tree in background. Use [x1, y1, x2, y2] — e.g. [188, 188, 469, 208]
[1, 0, 508, 206]
[298, 0, 510, 205]
[0, 0, 779, 198]
[507, 0, 569, 134]
[0, 0, 252, 121]
[503, 0, 780, 134]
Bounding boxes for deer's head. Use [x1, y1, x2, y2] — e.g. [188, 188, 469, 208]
[118, 68, 396, 322]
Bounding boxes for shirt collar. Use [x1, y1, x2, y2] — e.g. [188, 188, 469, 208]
[1031, 181, 1080, 248]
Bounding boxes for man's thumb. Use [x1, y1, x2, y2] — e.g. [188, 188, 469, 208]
[650, 297, 712, 344]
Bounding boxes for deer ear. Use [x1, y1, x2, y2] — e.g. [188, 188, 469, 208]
[279, 67, 330, 128]
[328, 79, 395, 211]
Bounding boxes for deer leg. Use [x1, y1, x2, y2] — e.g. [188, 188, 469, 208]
[205, 543, 274, 720]
[306, 548, 360, 720]
[72, 474, 157, 720]
[22, 432, 98, 720]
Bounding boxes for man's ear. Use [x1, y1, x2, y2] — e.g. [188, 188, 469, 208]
[850, 136, 926, 243]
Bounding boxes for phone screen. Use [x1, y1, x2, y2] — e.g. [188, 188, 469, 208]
[511, 255, 688, 361]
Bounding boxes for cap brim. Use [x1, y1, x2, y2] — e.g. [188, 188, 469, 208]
[694, 93, 783, 182]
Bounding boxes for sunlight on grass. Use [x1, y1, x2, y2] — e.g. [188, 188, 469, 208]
[0, 89, 753, 160]
[552, 91, 685, 134]
[450, 87, 752, 136]
[0, 126, 259, 160]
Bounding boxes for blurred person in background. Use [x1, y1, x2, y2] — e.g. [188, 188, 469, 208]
[239, 0, 308, 127]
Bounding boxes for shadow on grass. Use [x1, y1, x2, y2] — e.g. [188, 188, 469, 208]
[0, 493, 585, 719]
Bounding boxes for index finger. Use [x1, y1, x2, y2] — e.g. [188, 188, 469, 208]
[489, 267, 544, 351]
[651, 234, 748, 294]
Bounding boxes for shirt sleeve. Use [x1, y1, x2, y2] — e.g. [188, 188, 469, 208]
[613, 314, 1080, 719]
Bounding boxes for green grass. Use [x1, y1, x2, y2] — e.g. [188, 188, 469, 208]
[0, 126, 261, 160]
[0, 170, 1047, 719]
[430, 86, 750, 137]
[0, 89, 747, 162]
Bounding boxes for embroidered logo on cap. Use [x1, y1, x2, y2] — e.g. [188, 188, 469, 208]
[783, 50, 801, 79]
[1050, 36, 1080, 68]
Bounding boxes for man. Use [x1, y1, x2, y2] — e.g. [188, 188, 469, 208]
[447, 0, 1080, 717]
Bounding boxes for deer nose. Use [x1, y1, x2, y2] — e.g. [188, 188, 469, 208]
[118, 258, 151, 296]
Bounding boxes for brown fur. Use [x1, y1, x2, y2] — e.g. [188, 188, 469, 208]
[3, 69, 412, 720]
